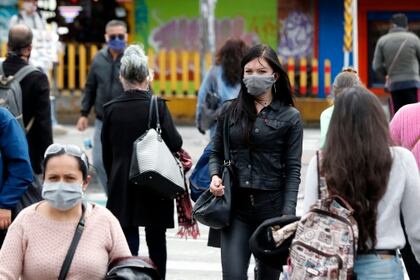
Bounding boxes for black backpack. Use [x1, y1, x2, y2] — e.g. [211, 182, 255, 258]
[0, 62, 39, 130]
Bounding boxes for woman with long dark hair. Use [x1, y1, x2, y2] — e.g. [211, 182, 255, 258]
[303, 86, 420, 279]
[196, 38, 248, 137]
[209, 44, 303, 279]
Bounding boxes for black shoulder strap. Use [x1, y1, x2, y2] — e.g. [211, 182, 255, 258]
[223, 112, 230, 162]
[58, 202, 86, 280]
[147, 95, 161, 133]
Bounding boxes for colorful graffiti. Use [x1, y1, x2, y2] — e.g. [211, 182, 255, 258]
[149, 16, 258, 51]
[277, 11, 313, 58]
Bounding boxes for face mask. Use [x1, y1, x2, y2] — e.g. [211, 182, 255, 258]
[108, 38, 126, 52]
[42, 182, 83, 211]
[243, 74, 276, 97]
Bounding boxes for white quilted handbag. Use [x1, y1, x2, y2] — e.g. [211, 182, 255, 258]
[129, 96, 185, 199]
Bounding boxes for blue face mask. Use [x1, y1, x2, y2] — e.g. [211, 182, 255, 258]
[42, 182, 83, 211]
[108, 38, 126, 52]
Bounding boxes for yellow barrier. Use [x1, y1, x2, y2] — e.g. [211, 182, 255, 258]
[169, 50, 177, 95]
[0, 42, 331, 98]
[67, 43, 76, 90]
[193, 51, 200, 94]
[1, 42, 7, 57]
[79, 44, 87, 89]
[158, 50, 167, 94]
[181, 51, 189, 95]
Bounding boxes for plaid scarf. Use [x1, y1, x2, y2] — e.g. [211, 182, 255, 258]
[175, 149, 200, 239]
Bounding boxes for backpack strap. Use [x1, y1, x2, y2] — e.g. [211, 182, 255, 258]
[12, 65, 40, 83]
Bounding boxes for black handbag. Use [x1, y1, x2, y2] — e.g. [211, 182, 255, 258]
[192, 115, 232, 230]
[105, 256, 160, 280]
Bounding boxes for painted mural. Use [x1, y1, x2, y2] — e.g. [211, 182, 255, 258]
[277, 0, 315, 59]
[135, 0, 277, 51]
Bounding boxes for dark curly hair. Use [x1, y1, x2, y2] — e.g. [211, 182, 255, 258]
[323, 86, 392, 251]
[215, 38, 248, 86]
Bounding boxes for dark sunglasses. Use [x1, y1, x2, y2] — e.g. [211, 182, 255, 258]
[44, 143, 89, 170]
[109, 34, 125, 40]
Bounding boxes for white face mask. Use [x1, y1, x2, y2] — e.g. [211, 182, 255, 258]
[42, 182, 83, 211]
[243, 74, 276, 97]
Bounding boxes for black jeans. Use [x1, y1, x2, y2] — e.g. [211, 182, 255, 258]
[221, 189, 284, 280]
[123, 226, 167, 279]
[390, 88, 418, 115]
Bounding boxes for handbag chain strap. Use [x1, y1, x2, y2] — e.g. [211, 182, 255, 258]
[58, 202, 86, 280]
[147, 95, 162, 135]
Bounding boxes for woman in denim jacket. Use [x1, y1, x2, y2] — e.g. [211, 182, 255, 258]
[209, 44, 303, 279]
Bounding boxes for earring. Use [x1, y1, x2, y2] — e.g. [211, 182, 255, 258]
[273, 85, 277, 94]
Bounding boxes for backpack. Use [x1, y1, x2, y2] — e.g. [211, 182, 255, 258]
[0, 62, 39, 131]
[188, 142, 212, 202]
[198, 67, 221, 132]
[288, 151, 359, 279]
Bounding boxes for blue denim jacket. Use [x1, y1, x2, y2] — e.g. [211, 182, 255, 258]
[0, 108, 33, 209]
[195, 65, 241, 138]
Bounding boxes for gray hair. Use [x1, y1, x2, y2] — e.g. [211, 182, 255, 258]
[120, 44, 149, 84]
[105, 20, 127, 32]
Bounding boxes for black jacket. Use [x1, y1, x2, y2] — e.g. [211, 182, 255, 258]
[209, 99, 303, 215]
[3, 55, 52, 174]
[81, 47, 124, 120]
[101, 90, 183, 227]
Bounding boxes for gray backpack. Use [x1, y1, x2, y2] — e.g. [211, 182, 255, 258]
[0, 62, 39, 131]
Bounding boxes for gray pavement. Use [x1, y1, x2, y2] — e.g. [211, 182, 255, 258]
[53, 125, 320, 280]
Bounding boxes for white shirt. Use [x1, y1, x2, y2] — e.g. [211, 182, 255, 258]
[303, 147, 420, 262]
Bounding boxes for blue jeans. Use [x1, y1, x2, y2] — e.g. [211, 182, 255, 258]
[93, 119, 108, 195]
[354, 254, 404, 280]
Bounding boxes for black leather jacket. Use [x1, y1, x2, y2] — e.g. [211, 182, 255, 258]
[209, 99, 303, 214]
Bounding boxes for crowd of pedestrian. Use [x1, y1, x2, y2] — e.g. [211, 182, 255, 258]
[0, 9, 418, 280]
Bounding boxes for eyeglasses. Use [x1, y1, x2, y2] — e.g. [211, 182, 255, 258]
[109, 34, 125, 40]
[44, 144, 89, 170]
[341, 67, 357, 74]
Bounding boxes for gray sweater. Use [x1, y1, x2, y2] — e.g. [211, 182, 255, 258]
[303, 147, 420, 263]
[372, 27, 420, 90]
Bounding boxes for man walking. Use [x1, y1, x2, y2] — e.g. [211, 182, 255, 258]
[76, 20, 127, 194]
[2, 24, 53, 176]
[0, 107, 33, 246]
[372, 13, 420, 114]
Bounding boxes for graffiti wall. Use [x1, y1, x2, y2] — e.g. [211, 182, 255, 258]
[277, 0, 315, 59]
[135, 0, 278, 51]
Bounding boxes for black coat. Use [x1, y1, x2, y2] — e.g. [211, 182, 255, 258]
[101, 90, 183, 228]
[3, 55, 53, 174]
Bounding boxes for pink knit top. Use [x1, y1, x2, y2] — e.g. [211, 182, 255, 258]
[0, 202, 131, 280]
[390, 102, 420, 170]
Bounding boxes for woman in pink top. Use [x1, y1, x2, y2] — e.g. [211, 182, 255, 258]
[390, 102, 420, 170]
[0, 143, 131, 280]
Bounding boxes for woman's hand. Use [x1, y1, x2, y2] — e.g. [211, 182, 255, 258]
[210, 175, 225, 196]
